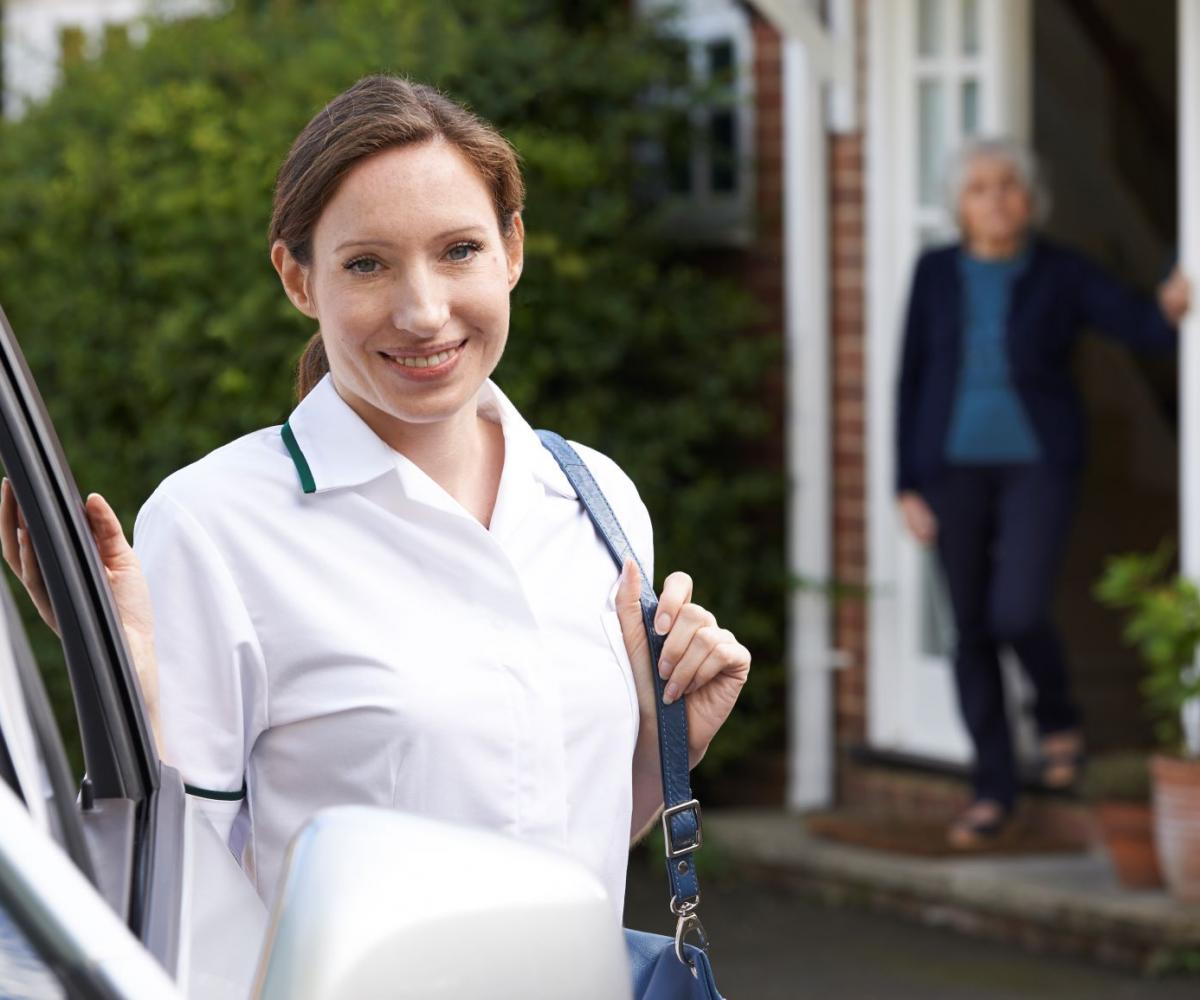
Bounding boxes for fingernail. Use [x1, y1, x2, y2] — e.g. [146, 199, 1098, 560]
[659, 657, 673, 679]
[663, 682, 679, 704]
[655, 613, 671, 635]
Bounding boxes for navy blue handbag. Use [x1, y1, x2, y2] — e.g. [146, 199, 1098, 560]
[538, 431, 724, 1000]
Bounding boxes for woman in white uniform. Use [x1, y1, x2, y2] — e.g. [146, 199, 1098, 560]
[0, 75, 750, 918]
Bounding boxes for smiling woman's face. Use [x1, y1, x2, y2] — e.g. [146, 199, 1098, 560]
[277, 137, 523, 433]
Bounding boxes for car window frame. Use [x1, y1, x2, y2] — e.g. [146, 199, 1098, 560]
[0, 307, 155, 801]
[0, 304, 181, 976]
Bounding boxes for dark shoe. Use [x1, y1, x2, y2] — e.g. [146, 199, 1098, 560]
[1039, 730, 1086, 792]
[946, 799, 1011, 850]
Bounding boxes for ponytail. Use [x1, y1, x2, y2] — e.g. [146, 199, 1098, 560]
[295, 331, 329, 401]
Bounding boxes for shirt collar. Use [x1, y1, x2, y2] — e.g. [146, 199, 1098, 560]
[281, 372, 576, 500]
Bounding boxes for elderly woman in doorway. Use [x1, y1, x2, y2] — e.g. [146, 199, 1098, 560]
[0, 76, 750, 918]
[895, 137, 1190, 849]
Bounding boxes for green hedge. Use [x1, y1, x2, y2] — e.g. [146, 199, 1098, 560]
[0, 0, 785, 781]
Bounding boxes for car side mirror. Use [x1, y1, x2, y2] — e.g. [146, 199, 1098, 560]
[252, 806, 630, 1000]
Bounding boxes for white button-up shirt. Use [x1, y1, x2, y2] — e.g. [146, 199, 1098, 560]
[132, 373, 652, 916]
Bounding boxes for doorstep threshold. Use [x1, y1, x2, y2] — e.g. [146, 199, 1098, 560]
[705, 809, 1200, 973]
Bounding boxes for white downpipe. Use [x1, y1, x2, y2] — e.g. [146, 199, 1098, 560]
[1179, 0, 1200, 756]
[783, 36, 834, 810]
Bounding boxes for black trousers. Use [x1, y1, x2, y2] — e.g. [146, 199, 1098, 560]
[923, 464, 1081, 810]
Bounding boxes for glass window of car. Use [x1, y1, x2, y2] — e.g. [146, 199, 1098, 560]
[0, 585, 58, 836]
[0, 902, 65, 1000]
[0, 571, 94, 882]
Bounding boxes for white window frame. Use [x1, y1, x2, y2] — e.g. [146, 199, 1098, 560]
[637, 0, 756, 246]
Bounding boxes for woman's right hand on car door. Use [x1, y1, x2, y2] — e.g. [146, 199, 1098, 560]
[0, 478, 164, 757]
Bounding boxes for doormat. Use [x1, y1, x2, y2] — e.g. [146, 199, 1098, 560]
[806, 811, 1091, 857]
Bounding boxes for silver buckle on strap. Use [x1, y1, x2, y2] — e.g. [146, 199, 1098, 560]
[661, 799, 703, 859]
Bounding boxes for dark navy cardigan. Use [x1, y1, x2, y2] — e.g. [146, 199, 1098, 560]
[895, 237, 1177, 494]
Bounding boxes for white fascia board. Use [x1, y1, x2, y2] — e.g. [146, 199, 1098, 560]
[749, 0, 856, 131]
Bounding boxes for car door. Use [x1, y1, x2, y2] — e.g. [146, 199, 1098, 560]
[0, 302, 186, 974]
[0, 566, 185, 1000]
[0, 566, 92, 1000]
[0, 303, 268, 998]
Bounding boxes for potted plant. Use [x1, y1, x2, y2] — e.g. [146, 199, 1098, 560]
[1096, 543, 1200, 901]
[1080, 752, 1162, 889]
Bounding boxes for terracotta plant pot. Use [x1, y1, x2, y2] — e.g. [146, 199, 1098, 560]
[1151, 755, 1200, 902]
[1094, 801, 1163, 889]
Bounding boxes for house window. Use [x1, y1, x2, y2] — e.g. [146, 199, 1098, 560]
[638, 0, 755, 246]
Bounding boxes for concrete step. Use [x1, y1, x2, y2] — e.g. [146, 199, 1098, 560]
[704, 809, 1200, 974]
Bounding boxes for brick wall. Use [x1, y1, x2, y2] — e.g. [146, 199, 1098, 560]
[745, 2, 872, 785]
[830, 0, 870, 757]
[747, 10, 786, 438]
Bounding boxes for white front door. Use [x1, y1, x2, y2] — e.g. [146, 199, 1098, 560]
[865, 0, 1031, 761]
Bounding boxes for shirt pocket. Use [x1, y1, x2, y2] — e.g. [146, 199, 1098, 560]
[599, 578, 642, 737]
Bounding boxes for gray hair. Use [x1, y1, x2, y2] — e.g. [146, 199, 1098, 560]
[942, 137, 1051, 229]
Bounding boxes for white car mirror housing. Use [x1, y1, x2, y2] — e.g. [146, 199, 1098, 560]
[253, 807, 631, 1000]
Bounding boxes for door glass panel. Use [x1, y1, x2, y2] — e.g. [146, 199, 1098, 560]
[919, 550, 956, 658]
[962, 78, 980, 134]
[0, 906, 64, 1000]
[917, 79, 945, 206]
[961, 0, 980, 56]
[917, 0, 943, 57]
[918, 224, 948, 248]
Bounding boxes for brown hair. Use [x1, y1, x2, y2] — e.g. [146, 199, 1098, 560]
[269, 75, 525, 400]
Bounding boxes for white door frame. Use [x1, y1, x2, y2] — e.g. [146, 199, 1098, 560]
[1179, 0, 1200, 755]
[865, 0, 1031, 761]
[753, 0, 856, 809]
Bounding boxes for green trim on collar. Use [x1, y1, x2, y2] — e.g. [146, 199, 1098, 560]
[184, 781, 246, 802]
[281, 421, 316, 494]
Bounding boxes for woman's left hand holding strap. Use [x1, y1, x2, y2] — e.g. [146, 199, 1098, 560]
[615, 559, 750, 770]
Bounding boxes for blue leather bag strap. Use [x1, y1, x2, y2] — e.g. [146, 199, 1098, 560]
[536, 431, 706, 927]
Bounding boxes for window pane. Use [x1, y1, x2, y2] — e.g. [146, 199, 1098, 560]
[917, 0, 942, 57]
[962, 78, 980, 134]
[918, 225, 946, 248]
[709, 109, 738, 194]
[666, 110, 693, 195]
[0, 908, 64, 1000]
[962, 0, 980, 56]
[706, 39, 735, 89]
[917, 80, 945, 206]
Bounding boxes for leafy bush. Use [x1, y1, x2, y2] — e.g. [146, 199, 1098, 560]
[1094, 542, 1200, 758]
[0, 0, 784, 779]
